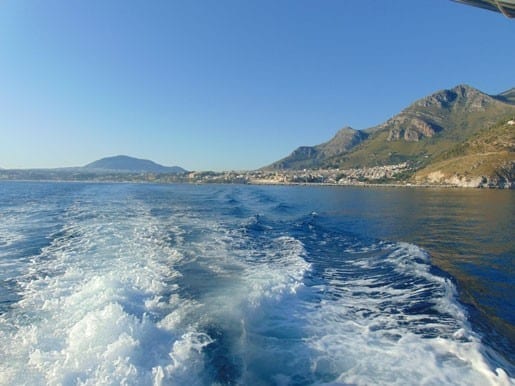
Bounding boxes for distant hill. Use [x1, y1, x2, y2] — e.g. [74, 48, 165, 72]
[84, 155, 187, 174]
[264, 85, 515, 177]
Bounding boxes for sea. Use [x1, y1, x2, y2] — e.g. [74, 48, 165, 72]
[0, 181, 513, 386]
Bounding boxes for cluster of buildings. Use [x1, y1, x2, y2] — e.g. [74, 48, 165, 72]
[186, 163, 412, 185]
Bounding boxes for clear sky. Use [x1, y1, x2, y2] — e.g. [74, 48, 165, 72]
[0, 0, 514, 171]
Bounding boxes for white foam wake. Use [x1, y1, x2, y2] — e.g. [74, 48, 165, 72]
[0, 196, 213, 385]
[1, 184, 512, 386]
[305, 242, 513, 386]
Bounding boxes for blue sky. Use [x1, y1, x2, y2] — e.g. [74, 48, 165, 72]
[0, 0, 514, 171]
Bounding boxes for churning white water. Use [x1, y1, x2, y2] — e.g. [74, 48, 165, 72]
[0, 182, 512, 385]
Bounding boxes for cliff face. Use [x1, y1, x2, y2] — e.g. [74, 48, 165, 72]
[386, 118, 442, 142]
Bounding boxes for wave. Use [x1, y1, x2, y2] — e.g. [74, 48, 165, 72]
[0, 195, 203, 385]
[302, 240, 513, 385]
[0, 183, 512, 385]
[0, 190, 313, 385]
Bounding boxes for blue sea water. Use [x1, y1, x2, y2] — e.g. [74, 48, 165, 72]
[0, 181, 513, 385]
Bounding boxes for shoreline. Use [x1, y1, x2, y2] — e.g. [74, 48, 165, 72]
[0, 177, 512, 190]
[2, 160, 513, 189]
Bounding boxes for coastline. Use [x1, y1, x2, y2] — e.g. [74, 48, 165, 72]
[2, 160, 513, 189]
[0, 176, 511, 189]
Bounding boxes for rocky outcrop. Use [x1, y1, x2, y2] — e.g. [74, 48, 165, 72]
[415, 156, 514, 188]
[421, 170, 513, 188]
[386, 118, 442, 141]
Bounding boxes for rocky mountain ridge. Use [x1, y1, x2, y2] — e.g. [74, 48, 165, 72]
[264, 84, 515, 187]
[376, 84, 504, 142]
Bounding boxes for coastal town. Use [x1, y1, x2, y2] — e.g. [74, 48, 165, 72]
[185, 162, 412, 185]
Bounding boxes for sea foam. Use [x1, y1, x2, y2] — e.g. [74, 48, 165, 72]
[0, 183, 512, 386]
[0, 197, 209, 385]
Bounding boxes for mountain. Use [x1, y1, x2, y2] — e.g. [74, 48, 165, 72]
[265, 127, 368, 170]
[264, 85, 515, 173]
[84, 155, 187, 174]
[332, 84, 515, 169]
[495, 88, 515, 105]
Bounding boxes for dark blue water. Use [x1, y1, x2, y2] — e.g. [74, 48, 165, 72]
[0, 182, 513, 385]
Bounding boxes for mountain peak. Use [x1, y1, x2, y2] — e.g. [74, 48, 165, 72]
[452, 83, 478, 93]
[264, 126, 367, 170]
[413, 84, 490, 110]
[451, 83, 491, 101]
[322, 127, 366, 152]
[84, 155, 186, 174]
[496, 87, 515, 105]
[377, 84, 506, 142]
[335, 126, 356, 134]
[330, 126, 359, 139]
